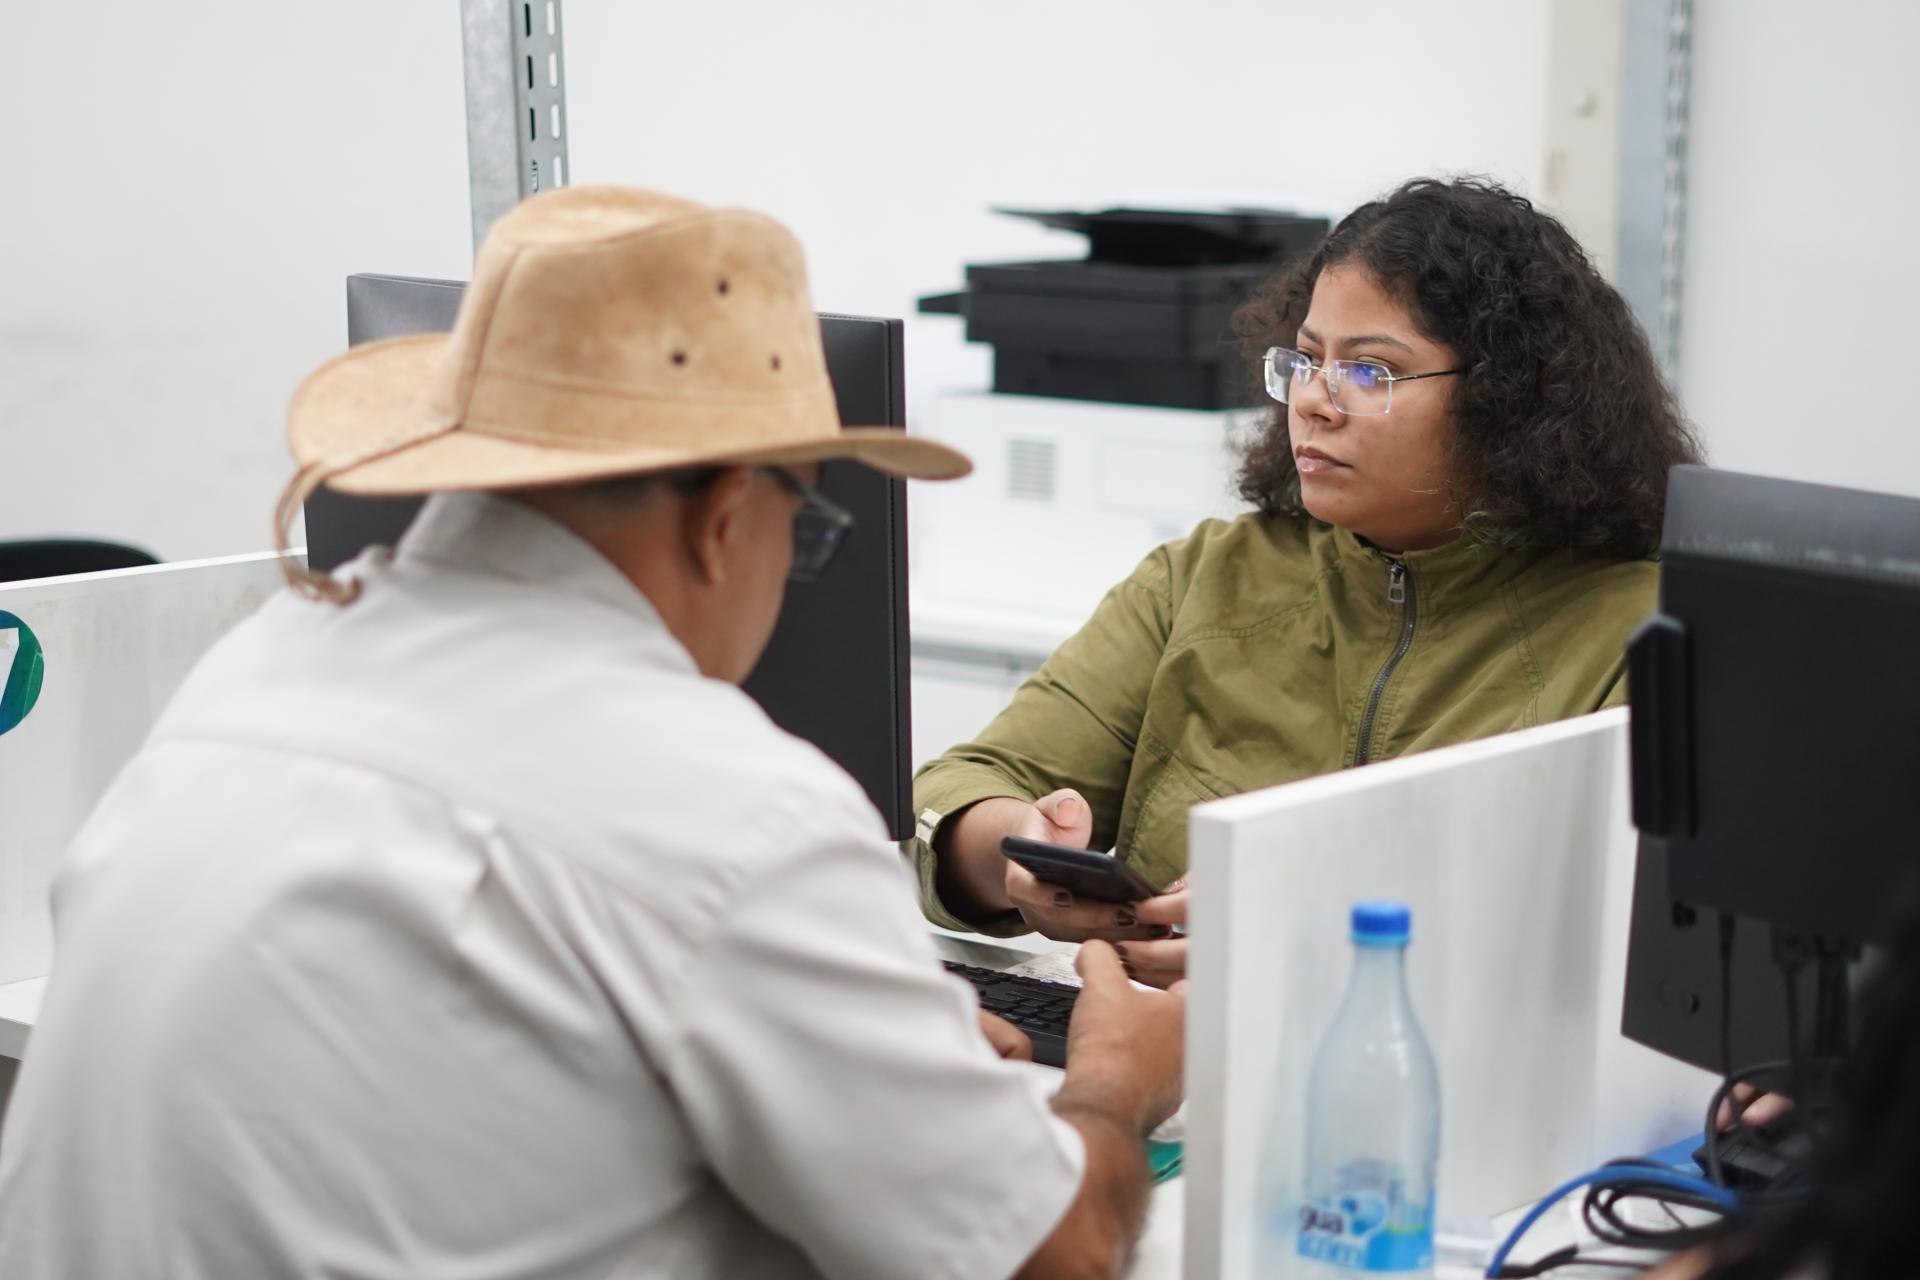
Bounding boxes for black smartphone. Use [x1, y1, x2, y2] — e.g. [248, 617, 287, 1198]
[1000, 836, 1161, 904]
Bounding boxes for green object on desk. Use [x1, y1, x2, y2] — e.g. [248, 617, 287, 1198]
[1147, 1138, 1183, 1184]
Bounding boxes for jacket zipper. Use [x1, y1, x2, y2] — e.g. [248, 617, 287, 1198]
[1353, 559, 1418, 766]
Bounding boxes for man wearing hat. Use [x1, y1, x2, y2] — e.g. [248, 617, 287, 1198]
[0, 188, 1184, 1279]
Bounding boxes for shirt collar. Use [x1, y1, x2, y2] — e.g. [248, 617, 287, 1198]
[394, 491, 699, 675]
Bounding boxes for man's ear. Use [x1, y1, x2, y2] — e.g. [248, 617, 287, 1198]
[679, 467, 756, 587]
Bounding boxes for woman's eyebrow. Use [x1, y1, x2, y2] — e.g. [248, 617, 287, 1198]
[1344, 333, 1416, 355]
[1295, 324, 1416, 356]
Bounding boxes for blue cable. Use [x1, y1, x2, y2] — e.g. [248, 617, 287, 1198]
[1484, 1165, 1742, 1276]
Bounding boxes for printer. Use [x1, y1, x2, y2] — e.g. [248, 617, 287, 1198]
[920, 205, 1329, 411]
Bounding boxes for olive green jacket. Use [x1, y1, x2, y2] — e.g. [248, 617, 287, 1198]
[908, 514, 1656, 935]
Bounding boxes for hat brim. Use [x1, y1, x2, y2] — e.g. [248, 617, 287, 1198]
[289, 334, 973, 497]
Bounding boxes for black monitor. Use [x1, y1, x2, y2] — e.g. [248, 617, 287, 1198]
[307, 273, 914, 839]
[1622, 464, 1920, 1074]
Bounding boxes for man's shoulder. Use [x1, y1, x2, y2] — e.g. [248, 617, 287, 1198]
[156, 572, 889, 884]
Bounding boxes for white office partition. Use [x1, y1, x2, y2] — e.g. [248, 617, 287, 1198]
[0, 554, 291, 984]
[1182, 710, 1717, 1280]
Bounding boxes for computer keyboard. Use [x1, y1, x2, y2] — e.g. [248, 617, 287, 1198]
[943, 961, 1078, 1068]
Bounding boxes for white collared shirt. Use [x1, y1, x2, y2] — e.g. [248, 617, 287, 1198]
[0, 493, 1082, 1280]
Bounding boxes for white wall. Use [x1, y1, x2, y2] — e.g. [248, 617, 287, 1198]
[1681, 0, 1920, 497]
[1, 1, 1549, 562]
[2, 5, 473, 562]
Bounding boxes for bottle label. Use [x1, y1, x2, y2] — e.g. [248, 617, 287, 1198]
[1295, 1157, 1434, 1272]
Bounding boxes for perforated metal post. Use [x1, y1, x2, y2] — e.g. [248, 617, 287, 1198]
[460, 0, 569, 254]
[1618, 0, 1692, 376]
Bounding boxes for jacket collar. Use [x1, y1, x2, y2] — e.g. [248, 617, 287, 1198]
[1324, 521, 1544, 615]
[394, 491, 699, 675]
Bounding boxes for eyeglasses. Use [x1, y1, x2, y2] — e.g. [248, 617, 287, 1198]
[763, 467, 855, 582]
[1263, 346, 1465, 417]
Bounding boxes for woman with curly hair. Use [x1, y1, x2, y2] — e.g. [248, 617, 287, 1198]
[908, 177, 1702, 985]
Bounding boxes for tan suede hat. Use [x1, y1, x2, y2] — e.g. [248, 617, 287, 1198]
[275, 185, 970, 543]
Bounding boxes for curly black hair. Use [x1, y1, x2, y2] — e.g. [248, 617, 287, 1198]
[1232, 177, 1701, 559]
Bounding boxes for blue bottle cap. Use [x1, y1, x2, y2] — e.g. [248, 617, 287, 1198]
[1351, 900, 1411, 946]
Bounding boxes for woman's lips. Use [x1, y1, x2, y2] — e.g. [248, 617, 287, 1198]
[1295, 448, 1347, 476]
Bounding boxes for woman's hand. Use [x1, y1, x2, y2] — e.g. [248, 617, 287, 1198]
[1003, 790, 1174, 943]
[1017, 788, 1096, 848]
[1116, 880, 1188, 988]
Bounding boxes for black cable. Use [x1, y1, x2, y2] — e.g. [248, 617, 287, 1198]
[1777, 933, 1809, 1112]
[1808, 941, 1855, 1133]
[1583, 1182, 1732, 1251]
[1555, 1158, 1748, 1264]
[1501, 1005, 1818, 1276]
[1718, 912, 1738, 1079]
[1816, 943, 1853, 1051]
[1694, 938, 1823, 1204]
[1491, 1243, 1644, 1277]
[1706, 913, 1743, 1187]
[1501, 913, 1827, 1278]
[1584, 1186, 1727, 1248]
[1783, 962, 1802, 1078]
[1704, 1059, 1792, 1189]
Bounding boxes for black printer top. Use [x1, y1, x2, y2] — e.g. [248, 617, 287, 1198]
[992, 206, 1329, 268]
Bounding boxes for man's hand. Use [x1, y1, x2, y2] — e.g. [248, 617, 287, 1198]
[1716, 1083, 1793, 1132]
[978, 1010, 1033, 1061]
[1012, 940, 1185, 1280]
[1056, 940, 1186, 1134]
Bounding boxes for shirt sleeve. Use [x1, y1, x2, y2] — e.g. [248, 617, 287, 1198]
[907, 544, 1179, 934]
[657, 798, 1086, 1280]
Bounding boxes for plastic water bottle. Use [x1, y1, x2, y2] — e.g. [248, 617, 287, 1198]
[1292, 901, 1440, 1277]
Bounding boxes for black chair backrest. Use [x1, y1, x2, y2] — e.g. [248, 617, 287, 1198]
[0, 539, 160, 585]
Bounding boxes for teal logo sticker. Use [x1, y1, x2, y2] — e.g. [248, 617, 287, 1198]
[0, 611, 45, 736]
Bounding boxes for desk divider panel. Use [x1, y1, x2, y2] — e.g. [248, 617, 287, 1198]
[1183, 709, 1716, 1280]
[0, 554, 291, 984]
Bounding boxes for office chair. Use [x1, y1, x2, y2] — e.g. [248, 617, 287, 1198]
[0, 539, 160, 585]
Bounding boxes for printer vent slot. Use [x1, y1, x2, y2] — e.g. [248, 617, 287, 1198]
[1008, 439, 1058, 502]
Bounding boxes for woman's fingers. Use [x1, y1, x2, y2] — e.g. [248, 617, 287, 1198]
[1027, 788, 1095, 848]
[1114, 937, 1189, 989]
[1004, 862, 1173, 941]
[1131, 882, 1188, 927]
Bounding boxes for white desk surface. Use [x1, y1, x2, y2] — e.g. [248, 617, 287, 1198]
[1451, 1199, 1672, 1280]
